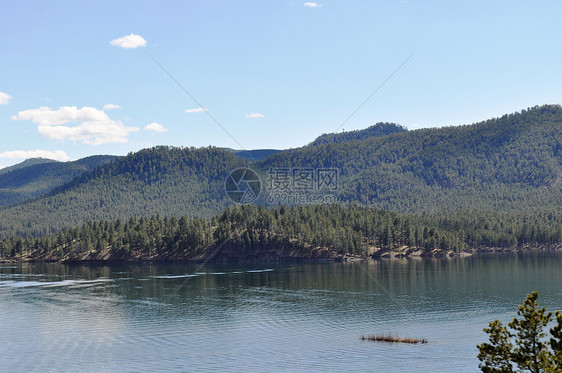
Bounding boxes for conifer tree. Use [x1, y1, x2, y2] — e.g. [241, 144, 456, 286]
[478, 292, 561, 373]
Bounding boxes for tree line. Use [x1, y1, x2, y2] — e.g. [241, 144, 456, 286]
[0, 204, 559, 262]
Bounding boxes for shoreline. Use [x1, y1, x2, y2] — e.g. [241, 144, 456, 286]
[1, 245, 560, 265]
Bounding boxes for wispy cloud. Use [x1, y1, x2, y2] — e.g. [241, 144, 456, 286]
[0, 149, 69, 161]
[144, 122, 168, 132]
[12, 106, 139, 145]
[110, 33, 147, 49]
[103, 103, 121, 110]
[246, 112, 265, 119]
[185, 107, 207, 113]
[0, 91, 11, 105]
[304, 2, 322, 8]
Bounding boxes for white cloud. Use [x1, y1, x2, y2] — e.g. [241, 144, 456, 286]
[144, 122, 168, 132]
[110, 33, 147, 49]
[0, 91, 11, 105]
[185, 107, 207, 113]
[103, 103, 121, 110]
[304, 2, 322, 7]
[0, 149, 69, 161]
[12, 106, 139, 145]
[246, 112, 265, 119]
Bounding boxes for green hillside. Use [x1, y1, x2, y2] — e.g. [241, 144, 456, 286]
[0, 105, 561, 238]
[259, 104, 562, 211]
[0, 146, 245, 237]
[0, 155, 117, 206]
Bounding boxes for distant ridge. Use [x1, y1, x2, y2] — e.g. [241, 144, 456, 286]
[223, 148, 283, 161]
[309, 122, 407, 146]
[0, 155, 117, 207]
[0, 158, 57, 176]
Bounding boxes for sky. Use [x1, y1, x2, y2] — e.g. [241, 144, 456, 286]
[1, 0, 562, 168]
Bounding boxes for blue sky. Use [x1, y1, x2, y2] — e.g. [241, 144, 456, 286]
[1, 0, 561, 168]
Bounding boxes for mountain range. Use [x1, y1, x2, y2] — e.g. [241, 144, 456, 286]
[0, 105, 561, 238]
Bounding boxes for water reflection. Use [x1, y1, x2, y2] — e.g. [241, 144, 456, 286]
[0, 253, 561, 372]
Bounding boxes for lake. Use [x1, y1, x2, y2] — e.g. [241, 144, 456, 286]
[1, 253, 562, 372]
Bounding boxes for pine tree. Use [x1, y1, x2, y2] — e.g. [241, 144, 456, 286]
[477, 320, 515, 372]
[477, 292, 560, 373]
[509, 292, 553, 372]
[551, 311, 562, 370]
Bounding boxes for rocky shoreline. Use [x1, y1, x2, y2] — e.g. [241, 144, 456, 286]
[1, 244, 560, 264]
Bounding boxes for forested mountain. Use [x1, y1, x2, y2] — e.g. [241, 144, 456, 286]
[0, 155, 117, 206]
[259, 104, 562, 212]
[309, 122, 407, 146]
[0, 105, 561, 239]
[0, 146, 245, 237]
[0, 158, 56, 176]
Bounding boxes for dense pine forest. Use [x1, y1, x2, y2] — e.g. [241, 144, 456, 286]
[0, 147, 245, 237]
[1, 205, 560, 262]
[0, 105, 561, 258]
[258, 105, 562, 211]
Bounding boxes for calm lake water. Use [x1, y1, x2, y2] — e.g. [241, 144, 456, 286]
[1, 253, 562, 372]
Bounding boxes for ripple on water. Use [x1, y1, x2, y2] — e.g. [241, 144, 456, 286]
[149, 274, 199, 279]
[0, 278, 113, 288]
[3, 258, 561, 372]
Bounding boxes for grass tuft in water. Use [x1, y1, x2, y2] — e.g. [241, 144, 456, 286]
[360, 333, 428, 344]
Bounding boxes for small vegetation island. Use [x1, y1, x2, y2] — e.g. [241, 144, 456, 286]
[361, 334, 428, 344]
[0, 105, 561, 262]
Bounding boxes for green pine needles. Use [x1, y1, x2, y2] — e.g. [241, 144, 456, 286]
[477, 292, 562, 372]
